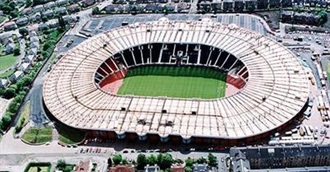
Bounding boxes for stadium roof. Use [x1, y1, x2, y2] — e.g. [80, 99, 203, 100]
[43, 18, 309, 139]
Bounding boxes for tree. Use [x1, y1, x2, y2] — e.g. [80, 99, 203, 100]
[185, 157, 194, 167]
[26, 0, 33, 6]
[196, 157, 207, 164]
[184, 166, 192, 172]
[58, 16, 66, 31]
[107, 157, 113, 167]
[158, 153, 173, 170]
[8, 101, 19, 113]
[137, 154, 147, 170]
[17, 76, 32, 90]
[92, 7, 100, 15]
[19, 27, 28, 37]
[163, 5, 168, 15]
[0, 88, 4, 96]
[146, 154, 157, 165]
[1, 114, 12, 130]
[174, 159, 183, 164]
[3, 88, 16, 99]
[131, 5, 137, 15]
[13, 47, 20, 56]
[9, 84, 17, 91]
[112, 154, 122, 165]
[43, 41, 52, 51]
[318, 10, 328, 26]
[33, 0, 45, 5]
[207, 153, 218, 167]
[15, 125, 22, 133]
[41, 15, 48, 22]
[57, 159, 66, 169]
[9, 9, 19, 19]
[0, 119, 3, 131]
[121, 158, 128, 165]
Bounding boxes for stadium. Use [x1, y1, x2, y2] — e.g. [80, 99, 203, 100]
[43, 18, 310, 145]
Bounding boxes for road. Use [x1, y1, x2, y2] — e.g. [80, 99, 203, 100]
[0, 147, 228, 171]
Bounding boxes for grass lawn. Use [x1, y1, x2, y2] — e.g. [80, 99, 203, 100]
[15, 101, 30, 130]
[118, 66, 227, 99]
[0, 54, 16, 71]
[327, 61, 330, 81]
[0, 16, 7, 24]
[22, 127, 53, 144]
[57, 124, 85, 145]
[0, 68, 15, 78]
[27, 166, 50, 172]
[58, 164, 75, 172]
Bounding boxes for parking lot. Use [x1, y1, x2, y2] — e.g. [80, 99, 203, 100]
[85, 14, 266, 35]
[57, 14, 267, 53]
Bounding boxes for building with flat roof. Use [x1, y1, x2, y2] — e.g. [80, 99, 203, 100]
[230, 145, 330, 171]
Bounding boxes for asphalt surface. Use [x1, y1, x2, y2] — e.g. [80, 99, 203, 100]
[57, 13, 269, 54]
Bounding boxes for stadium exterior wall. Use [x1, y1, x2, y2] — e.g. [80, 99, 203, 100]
[43, 99, 308, 146]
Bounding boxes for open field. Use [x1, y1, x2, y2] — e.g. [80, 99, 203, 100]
[14, 101, 30, 133]
[57, 124, 85, 145]
[0, 68, 15, 78]
[22, 127, 52, 144]
[24, 163, 51, 172]
[27, 167, 49, 172]
[327, 61, 330, 81]
[0, 54, 16, 71]
[118, 66, 227, 99]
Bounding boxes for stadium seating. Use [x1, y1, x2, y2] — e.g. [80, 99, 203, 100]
[43, 19, 309, 141]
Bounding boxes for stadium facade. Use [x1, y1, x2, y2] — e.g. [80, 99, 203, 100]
[43, 18, 309, 145]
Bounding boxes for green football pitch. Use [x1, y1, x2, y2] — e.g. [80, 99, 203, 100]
[117, 66, 227, 99]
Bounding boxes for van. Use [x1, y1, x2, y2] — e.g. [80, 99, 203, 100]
[321, 80, 326, 86]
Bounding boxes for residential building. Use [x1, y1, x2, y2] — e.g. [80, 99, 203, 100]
[55, 7, 67, 15]
[44, 1, 56, 9]
[5, 43, 15, 54]
[9, 71, 24, 83]
[234, 0, 244, 12]
[193, 163, 208, 172]
[30, 12, 42, 22]
[20, 63, 31, 73]
[29, 31, 38, 37]
[81, 0, 96, 7]
[257, 0, 268, 9]
[25, 55, 36, 63]
[3, 21, 17, 31]
[22, 7, 34, 15]
[16, 17, 29, 26]
[0, 79, 9, 88]
[30, 41, 40, 49]
[229, 145, 330, 171]
[223, 0, 234, 12]
[46, 19, 59, 28]
[109, 165, 135, 172]
[42, 10, 54, 18]
[68, 4, 80, 13]
[38, 23, 49, 31]
[56, 0, 69, 6]
[144, 165, 160, 172]
[269, 0, 280, 8]
[34, 4, 45, 12]
[28, 48, 38, 56]
[281, 0, 292, 7]
[245, 0, 257, 11]
[170, 164, 185, 172]
[74, 159, 93, 172]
